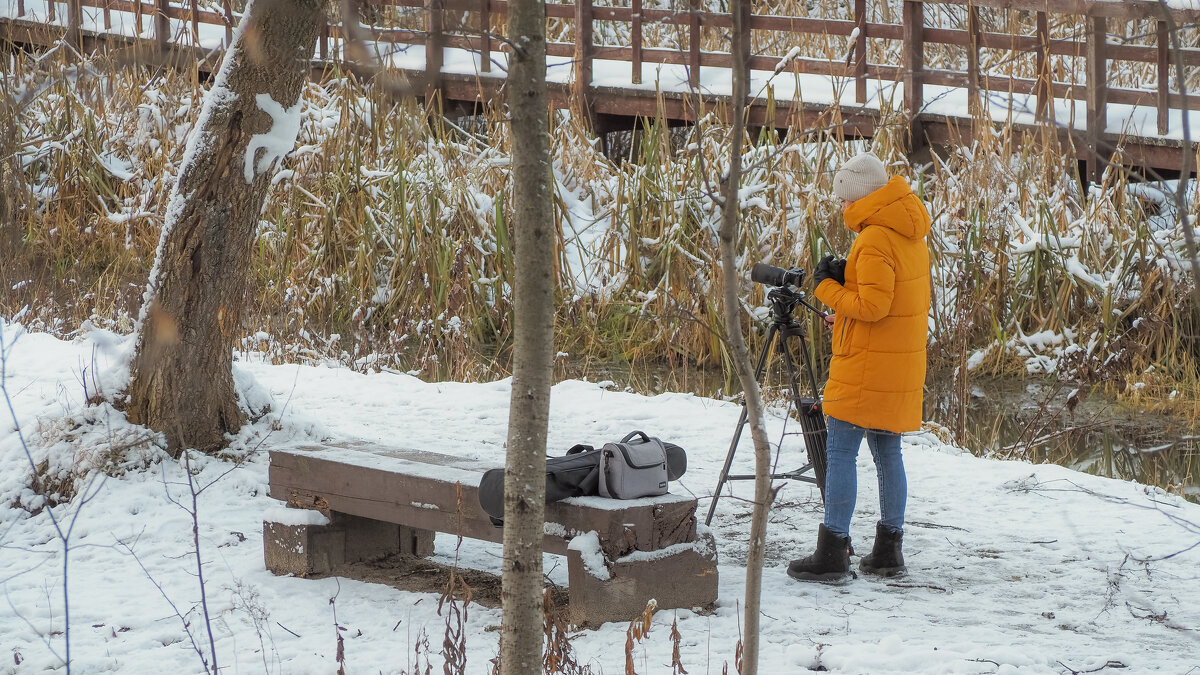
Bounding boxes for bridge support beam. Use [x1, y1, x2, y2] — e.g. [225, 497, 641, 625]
[902, 0, 927, 160]
[1086, 15, 1109, 185]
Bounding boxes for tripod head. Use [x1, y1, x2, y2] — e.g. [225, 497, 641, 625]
[764, 284, 829, 327]
[751, 262, 830, 326]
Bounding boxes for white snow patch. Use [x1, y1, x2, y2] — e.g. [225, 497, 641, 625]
[566, 531, 610, 580]
[263, 505, 330, 526]
[243, 93, 302, 183]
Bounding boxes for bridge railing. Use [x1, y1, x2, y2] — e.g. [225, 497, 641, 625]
[19, 0, 1200, 170]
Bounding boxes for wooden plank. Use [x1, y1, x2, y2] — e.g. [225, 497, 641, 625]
[478, 0, 489, 73]
[267, 447, 698, 560]
[688, 0, 700, 89]
[67, 0, 82, 50]
[967, 3, 979, 116]
[854, 0, 866, 104]
[154, 0, 169, 52]
[735, 0, 749, 103]
[189, 0, 199, 45]
[1158, 20, 1169, 136]
[1086, 15, 1107, 183]
[919, 0, 1200, 21]
[425, 0, 444, 100]
[1035, 10, 1049, 120]
[575, 0, 593, 111]
[631, 0, 641, 85]
[903, 0, 925, 152]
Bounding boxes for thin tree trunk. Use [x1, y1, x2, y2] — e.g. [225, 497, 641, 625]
[500, 0, 554, 671]
[718, 1, 774, 673]
[124, 0, 324, 454]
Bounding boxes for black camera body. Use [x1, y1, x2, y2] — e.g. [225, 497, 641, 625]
[751, 262, 805, 288]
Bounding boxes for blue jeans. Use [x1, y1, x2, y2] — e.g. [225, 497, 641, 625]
[822, 416, 907, 537]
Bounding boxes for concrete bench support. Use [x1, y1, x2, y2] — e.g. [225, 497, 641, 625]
[264, 510, 434, 576]
[567, 530, 718, 626]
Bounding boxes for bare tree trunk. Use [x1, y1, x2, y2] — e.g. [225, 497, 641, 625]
[124, 0, 324, 454]
[500, 0, 553, 672]
[718, 1, 774, 673]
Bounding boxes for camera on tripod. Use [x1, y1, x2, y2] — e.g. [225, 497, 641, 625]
[750, 262, 805, 289]
[705, 259, 832, 525]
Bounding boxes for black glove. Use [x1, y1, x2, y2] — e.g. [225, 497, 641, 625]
[813, 255, 838, 286]
[829, 257, 847, 285]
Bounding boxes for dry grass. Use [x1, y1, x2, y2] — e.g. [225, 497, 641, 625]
[2, 3, 1199, 413]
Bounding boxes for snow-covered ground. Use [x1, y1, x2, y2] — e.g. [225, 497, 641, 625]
[1, 323, 1198, 674]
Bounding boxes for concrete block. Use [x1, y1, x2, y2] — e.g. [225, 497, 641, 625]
[264, 509, 435, 576]
[263, 520, 345, 576]
[567, 529, 718, 627]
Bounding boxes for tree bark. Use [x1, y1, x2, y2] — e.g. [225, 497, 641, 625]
[500, 0, 554, 672]
[124, 0, 324, 454]
[718, 1, 774, 673]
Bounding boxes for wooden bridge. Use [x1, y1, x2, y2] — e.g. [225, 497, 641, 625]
[5, 0, 1200, 179]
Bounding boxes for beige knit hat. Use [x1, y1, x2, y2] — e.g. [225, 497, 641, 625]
[833, 152, 888, 202]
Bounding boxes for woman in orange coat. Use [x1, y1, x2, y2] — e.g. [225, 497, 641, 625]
[788, 152, 931, 583]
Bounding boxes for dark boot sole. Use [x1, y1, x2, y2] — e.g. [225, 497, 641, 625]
[787, 568, 853, 584]
[859, 564, 906, 578]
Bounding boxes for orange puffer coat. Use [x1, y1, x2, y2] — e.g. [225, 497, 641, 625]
[815, 175, 931, 433]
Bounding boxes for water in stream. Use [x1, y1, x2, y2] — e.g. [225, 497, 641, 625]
[923, 377, 1198, 502]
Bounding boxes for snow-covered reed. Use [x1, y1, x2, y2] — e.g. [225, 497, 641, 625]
[1, 16, 1197, 414]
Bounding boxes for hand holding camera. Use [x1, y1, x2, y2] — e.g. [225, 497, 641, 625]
[813, 255, 847, 286]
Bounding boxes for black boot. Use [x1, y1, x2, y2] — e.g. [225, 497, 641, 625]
[787, 524, 852, 583]
[859, 522, 906, 577]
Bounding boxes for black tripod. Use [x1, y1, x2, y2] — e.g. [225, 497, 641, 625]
[704, 284, 829, 526]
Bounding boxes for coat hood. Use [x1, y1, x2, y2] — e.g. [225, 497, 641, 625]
[842, 175, 931, 240]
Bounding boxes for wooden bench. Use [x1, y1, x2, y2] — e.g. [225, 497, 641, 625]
[262, 440, 718, 625]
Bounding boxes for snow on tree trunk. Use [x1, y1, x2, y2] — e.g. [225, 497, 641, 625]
[500, 0, 554, 671]
[124, 0, 324, 454]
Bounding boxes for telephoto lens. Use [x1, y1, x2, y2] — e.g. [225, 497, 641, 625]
[751, 262, 805, 287]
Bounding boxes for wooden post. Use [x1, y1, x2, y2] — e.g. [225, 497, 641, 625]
[319, 20, 328, 60]
[902, 0, 925, 155]
[688, 0, 700, 89]
[104, 0, 112, 31]
[1086, 15, 1108, 184]
[479, 0, 490, 73]
[223, 0, 232, 45]
[48, 0, 55, 22]
[67, 0, 82, 51]
[16, 0, 24, 19]
[737, 0, 749, 102]
[425, 0, 444, 103]
[854, 0, 866, 104]
[632, 0, 642, 85]
[967, 3, 979, 117]
[1035, 11, 1050, 121]
[1158, 20, 1169, 136]
[187, 0, 200, 46]
[574, 0, 594, 117]
[155, 0, 170, 53]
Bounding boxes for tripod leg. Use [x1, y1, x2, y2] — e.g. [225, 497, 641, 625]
[705, 405, 750, 526]
[781, 333, 828, 499]
[705, 324, 778, 526]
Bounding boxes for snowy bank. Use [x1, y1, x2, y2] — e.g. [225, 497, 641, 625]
[1, 325, 1197, 674]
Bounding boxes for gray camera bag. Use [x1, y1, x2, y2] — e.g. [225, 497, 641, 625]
[597, 431, 670, 499]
